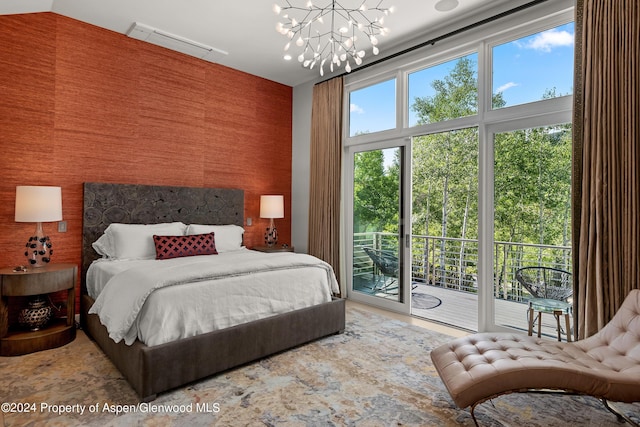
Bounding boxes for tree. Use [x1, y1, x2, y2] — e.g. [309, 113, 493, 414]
[353, 149, 399, 234]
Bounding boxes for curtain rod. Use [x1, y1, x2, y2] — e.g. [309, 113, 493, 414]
[315, 0, 550, 85]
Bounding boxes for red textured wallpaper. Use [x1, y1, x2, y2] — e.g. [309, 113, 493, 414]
[0, 13, 293, 311]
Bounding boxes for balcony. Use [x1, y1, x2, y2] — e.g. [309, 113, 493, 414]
[353, 232, 572, 338]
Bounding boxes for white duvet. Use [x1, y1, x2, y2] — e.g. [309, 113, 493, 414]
[87, 249, 339, 346]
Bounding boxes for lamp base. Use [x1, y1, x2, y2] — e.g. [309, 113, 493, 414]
[265, 218, 278, 247]
[18, 295, 53, 331]
[24, 222, 53, 267]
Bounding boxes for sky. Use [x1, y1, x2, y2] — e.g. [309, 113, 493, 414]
[349, 22, 575, 137]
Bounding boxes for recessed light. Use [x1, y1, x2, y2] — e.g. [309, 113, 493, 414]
[435, 0, 459, 12]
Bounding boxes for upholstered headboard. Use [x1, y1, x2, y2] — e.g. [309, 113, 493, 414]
[81, 182, 244, 286]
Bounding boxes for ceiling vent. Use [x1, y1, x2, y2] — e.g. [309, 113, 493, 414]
[126, 22, 228, 63]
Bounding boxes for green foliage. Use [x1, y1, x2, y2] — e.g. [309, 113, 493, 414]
[353, 149, 399, 234]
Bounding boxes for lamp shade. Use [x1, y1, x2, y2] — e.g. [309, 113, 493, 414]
[15, 186, 63, 223]
[259, 195, 284, 219]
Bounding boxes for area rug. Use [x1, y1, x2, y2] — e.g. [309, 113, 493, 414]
[1, 306, 638, 426]
[411, 293, 442, 310]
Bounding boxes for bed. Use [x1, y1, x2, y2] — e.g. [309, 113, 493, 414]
[80, 182, 345, 401]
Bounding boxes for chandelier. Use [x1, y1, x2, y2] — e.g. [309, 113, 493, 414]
[274, 1, 393, 76]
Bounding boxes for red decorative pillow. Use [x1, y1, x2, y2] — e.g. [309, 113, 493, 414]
[153, 233, 218, 260]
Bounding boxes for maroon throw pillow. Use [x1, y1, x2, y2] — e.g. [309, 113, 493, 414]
[153, 233, 218, 260]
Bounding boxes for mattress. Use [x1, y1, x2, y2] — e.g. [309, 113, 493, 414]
[86, 249, 339, 346]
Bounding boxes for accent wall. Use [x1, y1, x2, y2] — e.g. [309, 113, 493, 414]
[0, 13, 293, 311]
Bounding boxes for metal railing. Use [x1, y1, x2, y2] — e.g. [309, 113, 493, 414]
[354, 232, 571, 303]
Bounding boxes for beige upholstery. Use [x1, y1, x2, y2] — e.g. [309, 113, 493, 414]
[431, 289, 640, 420]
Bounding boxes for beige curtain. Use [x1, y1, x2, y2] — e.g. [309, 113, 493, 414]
[573, 0, 640, 339]
[308, 76, 344, 296]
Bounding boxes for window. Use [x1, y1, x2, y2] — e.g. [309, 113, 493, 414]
[408, 53, 478, 126]
[349, 78, 396, 136]
[344, 1, 574, 333]
[492, 23, 575, 108]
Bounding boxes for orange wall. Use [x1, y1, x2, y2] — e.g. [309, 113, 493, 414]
[0, 13, 293, 308]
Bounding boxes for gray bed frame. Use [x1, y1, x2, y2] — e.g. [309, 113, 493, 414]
[80, 182, 345, 401]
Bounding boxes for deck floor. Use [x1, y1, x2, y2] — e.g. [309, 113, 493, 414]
[354, 277, 572, 340]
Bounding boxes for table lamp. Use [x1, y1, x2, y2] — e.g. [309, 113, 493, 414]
[260, 195, 284, 247]
[15, 186, 63, 267]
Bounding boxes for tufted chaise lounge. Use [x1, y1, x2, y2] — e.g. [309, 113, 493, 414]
[430, 289, 640, 425]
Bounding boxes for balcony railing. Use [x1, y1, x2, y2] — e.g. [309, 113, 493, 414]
[354, 232, 572, 303]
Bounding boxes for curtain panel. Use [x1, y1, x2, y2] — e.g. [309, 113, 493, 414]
[308, 77, 344, 296]
[573, 0, 640, 339]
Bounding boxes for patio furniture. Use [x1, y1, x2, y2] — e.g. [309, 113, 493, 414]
[515, 266, 572, 341]
[430, 289, 640, 426]
[363, 247, 398, 293]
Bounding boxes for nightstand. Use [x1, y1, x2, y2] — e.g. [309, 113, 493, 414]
[0, 263, 77, 356]
[253, 245, 295, 253]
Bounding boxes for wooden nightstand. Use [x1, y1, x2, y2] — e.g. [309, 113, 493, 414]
[253, 245, 295, 253]
[0, 263, 77, 356]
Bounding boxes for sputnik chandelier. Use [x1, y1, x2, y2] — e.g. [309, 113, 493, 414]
[274, 1, 394, 76]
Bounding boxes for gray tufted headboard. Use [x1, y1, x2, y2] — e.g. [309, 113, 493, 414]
[81, 182, 244, 288]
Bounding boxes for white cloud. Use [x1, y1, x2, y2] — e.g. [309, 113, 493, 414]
[350, 103, 365, 114]
[496, 82, 519, 93]
[516, 29, 574, 52]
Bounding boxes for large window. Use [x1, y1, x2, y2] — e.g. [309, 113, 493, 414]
[492, 23, 575, 108]
[344, 1, 574, 333]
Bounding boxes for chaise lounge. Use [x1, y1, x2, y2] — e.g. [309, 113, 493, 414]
[430, 289, 640, 425]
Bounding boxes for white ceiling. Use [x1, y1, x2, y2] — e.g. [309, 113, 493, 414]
[1, 0, 529, 87]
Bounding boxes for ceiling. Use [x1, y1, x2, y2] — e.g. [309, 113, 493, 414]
[1, 0, 529, 87]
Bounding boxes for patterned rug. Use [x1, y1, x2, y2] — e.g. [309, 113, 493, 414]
[1, 306, 638, 426]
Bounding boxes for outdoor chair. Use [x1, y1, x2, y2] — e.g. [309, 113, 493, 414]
[515, 266, 572, 341]
[363, 247, 398, 293]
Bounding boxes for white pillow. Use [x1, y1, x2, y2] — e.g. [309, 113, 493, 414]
[186, 224, 244, 253]
[95, 222, 187, 260]
[92, 233, 113, 258]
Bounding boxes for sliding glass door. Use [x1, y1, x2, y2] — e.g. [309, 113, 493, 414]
[410, 128, 479, 330]
[350, 145, 409, 312]
[492, 123, 572, 336]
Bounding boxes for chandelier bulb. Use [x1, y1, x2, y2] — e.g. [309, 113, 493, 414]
[373, 46, 379, 55]
[273, 4, 281, 14]
[345, 61, 351, 73]
[296, 37, 304, 47]
[298, 54, 305, 62]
